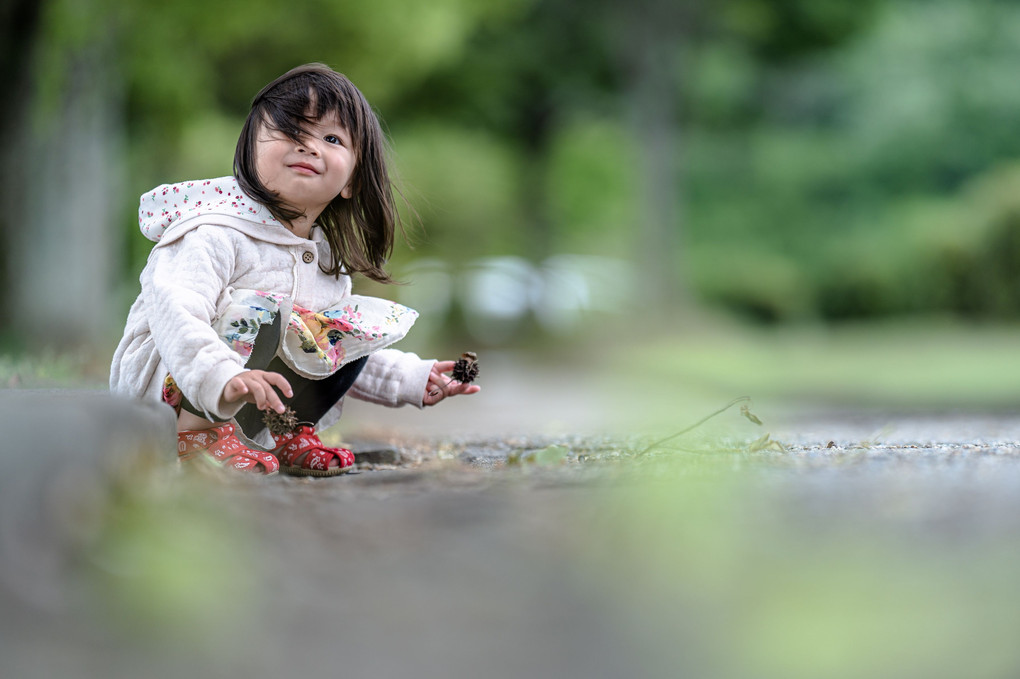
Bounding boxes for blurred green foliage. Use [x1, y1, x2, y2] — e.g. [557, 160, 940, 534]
[87, 472, 261, 642]
[7, 0, 1020, 341]
[545, 117, 639, 256]
[683, 0, 1020, 321]
[392, 124, 527, 260]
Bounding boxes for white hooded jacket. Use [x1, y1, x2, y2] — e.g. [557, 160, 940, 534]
[109, 176, 433, 431]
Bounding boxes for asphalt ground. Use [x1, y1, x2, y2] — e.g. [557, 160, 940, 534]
[4, 375, 1020, 679]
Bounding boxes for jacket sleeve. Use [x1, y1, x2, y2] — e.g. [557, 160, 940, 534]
[141, 225, 248, 420]
[347, 349, 434, 408]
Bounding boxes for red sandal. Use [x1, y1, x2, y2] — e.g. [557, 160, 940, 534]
[271, 425, 355, 477]
[178, 423, 280, 475]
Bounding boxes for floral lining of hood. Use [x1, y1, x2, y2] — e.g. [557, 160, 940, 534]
[139, 176, 279, 242]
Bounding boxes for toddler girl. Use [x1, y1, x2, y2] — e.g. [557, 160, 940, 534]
[110, 63, 479, 476]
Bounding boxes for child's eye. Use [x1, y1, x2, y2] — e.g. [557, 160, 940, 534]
[324, 134, 342, 146]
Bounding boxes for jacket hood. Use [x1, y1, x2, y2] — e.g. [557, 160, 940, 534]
[139, 176, 310, 247]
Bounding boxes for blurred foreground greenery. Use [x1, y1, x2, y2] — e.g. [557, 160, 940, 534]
[34, 392, 1020, 679]
[582, 452, 1020, 679]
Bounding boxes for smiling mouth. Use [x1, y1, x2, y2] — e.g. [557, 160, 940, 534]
[289, 163, 319, 175]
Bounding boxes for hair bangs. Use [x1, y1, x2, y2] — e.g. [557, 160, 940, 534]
[256, 72, 366, 155]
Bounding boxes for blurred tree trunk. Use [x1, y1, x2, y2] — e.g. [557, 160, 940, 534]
[0, 0, 45, 340]
[624, 33, 684, 308]
[3, 38, 123, 350]
[519, 100, 555, 263]
[612, 1, 692, 310]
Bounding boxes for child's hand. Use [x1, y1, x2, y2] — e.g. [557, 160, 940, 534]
[222, 370, 293, 413]
[423, 360, 481, 406]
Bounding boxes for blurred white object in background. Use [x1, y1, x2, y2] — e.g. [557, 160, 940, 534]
[401, 255, 635, 345]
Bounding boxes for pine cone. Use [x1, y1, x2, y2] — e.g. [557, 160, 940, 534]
[262, 406, 299, 436]
[452, 351, 480, 384]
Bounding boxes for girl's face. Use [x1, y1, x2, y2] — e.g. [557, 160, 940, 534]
[254, 111, 355, 220]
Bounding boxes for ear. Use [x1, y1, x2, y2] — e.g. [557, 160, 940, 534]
[341, 182, 354, 199]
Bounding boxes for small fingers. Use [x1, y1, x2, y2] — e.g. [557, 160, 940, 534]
[264, 390, 286, 413]
[424, 377, 448, 405]
[247, 380, 269, 410]
[254, 378, 286, 413]
[446, 381, 480, 397]
[424, 376, 480, 406]
[224, 377, 248, 402]
[263, 371, 294, 399]
[240, 370, 288, 412]
[427, 374, 451, 396]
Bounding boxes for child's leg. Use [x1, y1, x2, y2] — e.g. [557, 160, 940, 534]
[231, 357, 367, 476]
[177, 409, 219, 432]
[176, 312, 285, 431]
[174, 313, 365, 475]
[233, 356, 368, 439]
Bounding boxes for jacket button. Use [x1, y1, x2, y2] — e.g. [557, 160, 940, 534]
[302, 251, 314, 264]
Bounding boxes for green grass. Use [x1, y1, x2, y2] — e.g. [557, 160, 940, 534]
[615, 319, 1020, 426]
[0, 351, 107, 389]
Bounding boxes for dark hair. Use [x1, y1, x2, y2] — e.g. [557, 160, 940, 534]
[234, 63, 397, 283]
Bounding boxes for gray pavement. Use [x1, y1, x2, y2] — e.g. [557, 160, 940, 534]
[5, 382, 1020, 679]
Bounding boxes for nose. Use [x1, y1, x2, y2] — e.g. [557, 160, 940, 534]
[296, 139, 320, 156]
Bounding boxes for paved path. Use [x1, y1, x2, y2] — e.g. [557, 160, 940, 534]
[340, 349, 616, 437]
[4, 382, 1020, 679]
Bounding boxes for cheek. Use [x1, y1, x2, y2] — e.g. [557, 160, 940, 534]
[340, 167, 357, 198]
[253, 149, 271, 181]
[254, 139, 286, 180]
[259, 159, 290, 192]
